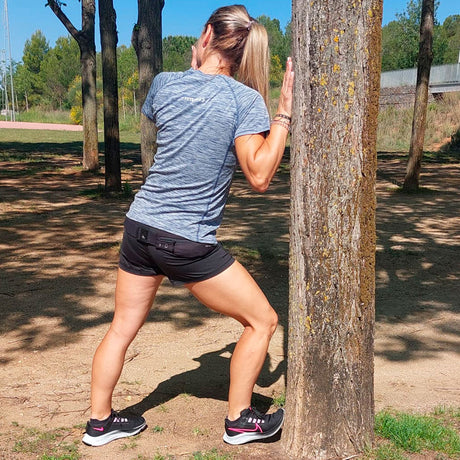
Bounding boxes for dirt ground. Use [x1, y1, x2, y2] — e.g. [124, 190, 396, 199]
[0, 128, 459, 459]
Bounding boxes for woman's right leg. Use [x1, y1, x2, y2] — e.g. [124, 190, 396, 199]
[90, 268, 164, 420]
[186, 260, 279, 421]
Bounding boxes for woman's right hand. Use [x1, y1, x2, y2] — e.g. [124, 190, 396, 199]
[191, 45, 198, 70]
[277, 57, 294, 117]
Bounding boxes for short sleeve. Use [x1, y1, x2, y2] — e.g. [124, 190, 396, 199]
[234, 92, 270, 139]
[142, 74, 162, 122]
[142, 72, 184, 122]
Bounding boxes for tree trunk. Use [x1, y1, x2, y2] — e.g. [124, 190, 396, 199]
[132, 0, 164, 180]
[403, 0, 434, 192]
[80, 42, 99, 171]
[47, 0, 99, 171]
[99, 0, 121, 192]
[283, 1, 382, 458]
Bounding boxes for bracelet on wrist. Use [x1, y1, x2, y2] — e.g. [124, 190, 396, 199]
[274, 113, 291, 122]
[271, 119, 290, 131]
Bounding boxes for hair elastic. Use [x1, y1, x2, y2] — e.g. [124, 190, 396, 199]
[247, 20, 254, 31]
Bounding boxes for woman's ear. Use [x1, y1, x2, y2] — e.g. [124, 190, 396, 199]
[202, 24, 213, 48]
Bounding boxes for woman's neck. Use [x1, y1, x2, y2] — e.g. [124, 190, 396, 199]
[198, 53, 231, 77]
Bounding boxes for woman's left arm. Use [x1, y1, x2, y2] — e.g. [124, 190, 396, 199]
[235, 57, 294, 193]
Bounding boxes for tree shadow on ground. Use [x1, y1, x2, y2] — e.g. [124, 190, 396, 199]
[124, 342, 284, 416]
[375, 156, 459, 361]
[0, 142, 458, 374]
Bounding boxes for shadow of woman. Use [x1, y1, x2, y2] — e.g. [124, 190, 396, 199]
[124, 342, 285, 416]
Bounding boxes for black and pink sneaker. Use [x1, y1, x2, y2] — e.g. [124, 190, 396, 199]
[82, 410, 146, 446]
[223, 407, 284, 445]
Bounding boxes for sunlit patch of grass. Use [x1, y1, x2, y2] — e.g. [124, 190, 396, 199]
[12, 425, 81, 459]
[375, 410, 460, 456]
[16, 109, 74, 125]
[191, 449, 232, 460]
[272, 392, 286, 408]
[377, 92, 460, 153]
[363, 441, 409, 460]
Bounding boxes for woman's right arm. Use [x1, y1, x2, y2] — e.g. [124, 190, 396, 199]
[235, 58, 294, 193]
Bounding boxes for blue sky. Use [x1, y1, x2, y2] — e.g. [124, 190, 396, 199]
[3, 0, 460, 63]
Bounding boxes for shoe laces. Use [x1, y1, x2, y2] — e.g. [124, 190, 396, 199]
[111, 411, 128, 423]
[246, 407, 265, 423]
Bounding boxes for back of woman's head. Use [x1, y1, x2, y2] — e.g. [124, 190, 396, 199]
[205, 5, 269, 107]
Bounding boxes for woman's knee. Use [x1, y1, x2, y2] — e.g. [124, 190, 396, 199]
[267, 308, 279, 336]
[252, 306, 278, 337]
[106, 322, 140, 348]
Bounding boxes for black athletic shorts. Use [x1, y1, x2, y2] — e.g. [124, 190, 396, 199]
[119, 217, 235, 285]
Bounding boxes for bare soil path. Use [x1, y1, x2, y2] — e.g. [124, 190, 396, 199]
[0, 121, 83, 131]
[0, 134, 458, 459]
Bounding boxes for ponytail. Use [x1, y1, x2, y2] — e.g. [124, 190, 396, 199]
[239, 22, 270, 108]
[204, 5, 270, 107]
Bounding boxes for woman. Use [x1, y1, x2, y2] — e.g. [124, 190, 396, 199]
[82, 4, 294, 447]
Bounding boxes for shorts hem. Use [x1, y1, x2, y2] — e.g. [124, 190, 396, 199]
[180, 257, 235, 285]
[118, 263, 162, 277]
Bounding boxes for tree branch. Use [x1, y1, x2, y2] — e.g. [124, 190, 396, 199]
[46, 0, 81, 41]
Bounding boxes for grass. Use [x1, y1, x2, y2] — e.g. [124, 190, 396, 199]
[134, 451, 230, 460]
[377, 92, 460, 153]
[5, 408, 460, 459]
[192, 426, 209, 437]
[16, 108, 74, 125]
[0, 126, 141, 146]
[79, 181, 134, 199]
[0, 128, 87, 152]
[272, 392, 286, 408]
[364, 409, 460, 459]
[191, 449, 232, 460]
[121, 438, 138, 450]
[366, 442, 408, 460]
[0, 129, 142, 183]
[6, 90, 459, 156]
[12, 425, 81, 460]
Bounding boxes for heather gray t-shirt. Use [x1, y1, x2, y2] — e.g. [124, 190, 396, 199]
[126, 69, 270, 243]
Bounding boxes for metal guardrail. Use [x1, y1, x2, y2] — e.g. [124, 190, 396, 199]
[381, 64, 460, 92]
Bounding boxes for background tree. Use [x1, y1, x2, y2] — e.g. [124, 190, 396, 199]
[403, 0, 434, 192]
[117, 45, 138, 118]
[21, 31, 49, 106]
[13, 64, 33, 111]
[258, 16, 291, 86]
[22, 30, 50, 74]
[132, 0, 164, 180]
[381, 0, 447, 71]
[283, 0, 382, 457]
[46, 0, 99, 171]
[439, 15, 460, 63]
[98, 0, 121, 192]
[41, 36, 80, 109]
[163, 35, 196, 71]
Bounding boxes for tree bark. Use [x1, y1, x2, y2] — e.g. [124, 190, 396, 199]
[132, 0, 164, 180]
[46, 0, 99, 171]
[99, 0, 121, 192]
[403, 0, 434, 192]
[283, 1, 382, 458]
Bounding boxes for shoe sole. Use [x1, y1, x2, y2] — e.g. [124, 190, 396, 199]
[82, 423, 146, 447]
[223, 412, 284, 445]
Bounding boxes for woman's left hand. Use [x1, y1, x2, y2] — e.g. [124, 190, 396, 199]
[277, 57, 294, 117]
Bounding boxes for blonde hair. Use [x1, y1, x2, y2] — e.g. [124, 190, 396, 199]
[204, 5, 270, 107]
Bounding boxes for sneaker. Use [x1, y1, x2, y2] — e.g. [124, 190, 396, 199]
[223, 407, 284, 445]
[82, 410, 146, 446]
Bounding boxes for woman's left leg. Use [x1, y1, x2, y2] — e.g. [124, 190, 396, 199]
[90, 269, 164, 420]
